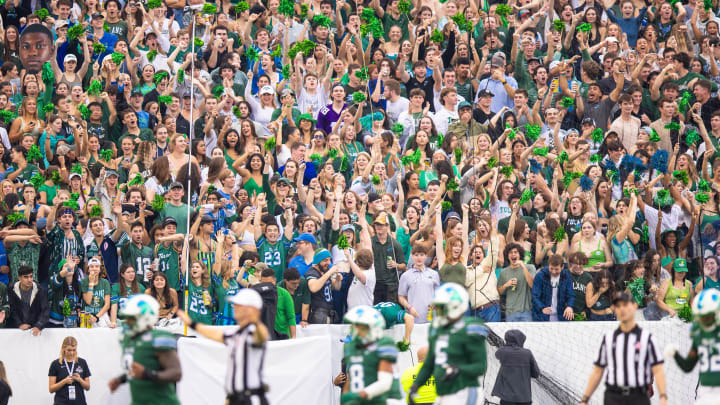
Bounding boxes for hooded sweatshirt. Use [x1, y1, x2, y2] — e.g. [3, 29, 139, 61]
[491, 329, 540, 402]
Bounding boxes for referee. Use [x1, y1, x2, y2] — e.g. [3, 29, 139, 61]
[580, 292, 667, 405]
[178, 289, 270, 405]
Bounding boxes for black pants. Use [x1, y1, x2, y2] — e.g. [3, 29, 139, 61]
[500, 401, 532, 405]
[309, 307, 337, 324]
[603, 389, 650, 405]
[226, 393, 269, 405]
[373, 282, 398, 304]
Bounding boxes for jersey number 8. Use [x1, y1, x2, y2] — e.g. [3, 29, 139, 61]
[349, 364, 364, 392]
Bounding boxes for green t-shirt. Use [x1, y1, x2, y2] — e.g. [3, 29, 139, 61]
[274, 286, 295, 336]
[687, 323, 720, 386]
[120, 243, 154, 283]
[7, 241, 40, 283]
[279, 277, 311, 317]
[212, 278, 240, 325]
[343, 336, 402, 404]
[155, 243, 181, 291]
[80, 278, 111, 315]
[187, 281, 214, 325]
[374, 302, 406, 327]
[498, 264, 537, 315]
[105, 20, 129, 41]
[439, 262, 466, 285]
[158, 203, 189, 237]
[13, 163, 39, 185]
[415, 318, 488, 395]
[121, 329, 180, 405]
[257, 236, 290, 281]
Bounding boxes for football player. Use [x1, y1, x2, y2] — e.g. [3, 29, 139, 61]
[374, 301, 417, 351]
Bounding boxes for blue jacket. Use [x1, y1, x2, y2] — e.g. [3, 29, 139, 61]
[531, 266, 575, 321]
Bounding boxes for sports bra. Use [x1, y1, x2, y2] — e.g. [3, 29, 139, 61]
[580, 239, 606, 268]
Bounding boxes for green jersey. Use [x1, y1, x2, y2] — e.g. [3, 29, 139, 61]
[80, 278, 111, 315]
[343, 336, 401, 405]
[110, 282, 146, 309]
[415, 318, 488, 395]
[187, 281, 214, 325]
[121, 243, 154, 283]
[682, 323, 720, 386]
[373, 302, 406, 328]
[155, 243, 182, 291]
[257, 237, 291, 281]
[121, 329, 180, 405]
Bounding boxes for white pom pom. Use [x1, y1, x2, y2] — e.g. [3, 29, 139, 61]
[664, 344, 678, 359]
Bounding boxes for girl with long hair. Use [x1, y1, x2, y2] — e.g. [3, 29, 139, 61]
[129, 141, 156, 180]
[81, 258, 111, 327]
[220, 128, 244, 174]
[167, 133, 198, 179]
[8, 97, 42, 144]
[607, 194, 639, 264]
[586, 270, 616, 321]
[187, 260, 214, 325]
[571, 219, 614, 272]
[48, 336, 91, 404]
[109, 263, 144, 328]
[656, 258, 694, 318]
[146, 272, 179, 322]
[211, 231, 243, 325]
[144, 156, 172, 203]
[656, 209, 697, 271]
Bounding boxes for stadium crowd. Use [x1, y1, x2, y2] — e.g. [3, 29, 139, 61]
[0, 0, 718, 338]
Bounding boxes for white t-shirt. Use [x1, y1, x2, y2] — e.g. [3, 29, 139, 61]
[298, 85, 328, 119]
[346, 266, 376, 309]
[386, 97, 410, 123]
[550, 275, 560, 321]
[432, 108, 459, 136]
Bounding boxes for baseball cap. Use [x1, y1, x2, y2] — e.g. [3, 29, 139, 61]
[477, 89, 494, 98]
[313, 248, 332, 265]
[56, 20, 69, 28]
[163, 217, 178, 227]
[169, 181, 184, 190]
[673, 258, 688, 272]
[68, 172, 82, 180]
[36, 217, 47, 230]
[293, 233, 317, 245]
[340, 224, 355, 233]
[91, 12, 104, 19]
[372, 212, 389, 226]
[64, 54, 77, 63]
[581, 117, 596, 127]
[458, 101, 473, 110]
[228, 288, 263, 309]
[130, 89, 143, 97]
[259, 85, 275, 95]
[199, 215, 214, 224]
[276, 177, 292, 186]
[367, 192, 381, 203]
[88, 257, 102, 266]
[490, 53, 506, 68]
[280, 88, 295, 98]
[106, 169, 118, 177]
[12, 217, 29, 228]
[527, 57, 541, 65]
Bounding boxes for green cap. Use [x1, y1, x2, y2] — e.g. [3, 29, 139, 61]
[672, 258, 688, 272]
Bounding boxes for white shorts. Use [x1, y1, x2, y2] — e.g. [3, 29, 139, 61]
[696, 385, 720, 405]
[436, 387, 484, 405]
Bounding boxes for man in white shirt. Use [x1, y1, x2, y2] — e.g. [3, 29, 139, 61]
[433, 68, 466, 112]
[345, 248, 376, 309]
[432, 87, 460, 136]
[384, 79, 409, 123]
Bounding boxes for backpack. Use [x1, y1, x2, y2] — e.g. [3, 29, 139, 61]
[252, 282, 278, 340]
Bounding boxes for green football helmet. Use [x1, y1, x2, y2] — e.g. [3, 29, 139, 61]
[692, 288, 720, 332]
[119, 294, 159, 334]
[431, 283, 469, 328]
[344, 305, 386, 344]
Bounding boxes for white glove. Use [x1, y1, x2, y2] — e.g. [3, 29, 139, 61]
[664, 343, 678, 360]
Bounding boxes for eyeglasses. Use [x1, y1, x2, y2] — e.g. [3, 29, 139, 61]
[313, 135, 325, 139]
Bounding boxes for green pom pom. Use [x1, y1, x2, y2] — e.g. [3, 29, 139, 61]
[533, 147, 549, 157]
[590, 154, 601, 164]
[89, 205, 104, 218]
[43, 103, 55, 114]
[487, 156, 498, 169]
[270, 45, 282, 58]
[50, 171, 62, 185]
[67, 24, 85, 40]
[147, 49, 158, 63]
[678, 91, 692, 114]
[673, 170, 690, 185]
[553, 226, 566, 242]
[29, 172, 45, 189]
[288, 40, 316, 60]
[665, 122, 681, 131]
[649, 128, 661, 142]
[103, 21, 110, 32]
[371, 174, 381, 185]
[235, 1, 249, 13]
[299, 4, 309, 19]
[245, 47, 259, 62]
[264, 137, 276, 151]
[5, 212, 25, 225]
[281, 64, 291, 78]
[577, 23, 592, 32]
[705, 0, 713, 11]
[430, 29, 444, 43]
[42, 62, 54, 82]
[35, 8, 49, 20]
[524, 124, 541, 142]
[207, 185, 217, 194]
[194, 37, 204, 47]
[396, 340, 410, 351]
[392, 123, 404, 134]
[26, 145, 42, 163]
[93, 42, 106, 55]
[398, 0, 411, 14]
[450, 12, 473, 32]
[70, 164, 83, 175]
[446, 178, 459, 192]
[654, 189, 675, 208]
[312, 14, 332, 28]
[202, 2, 218, 14]
[77, 104, 90, 120]
[0, 109, 16, 124]
[699, 179, 711, 192]
[685, 129, 701, 146]
[361, 7, 376, 21]
[337, 234, 350, 249]
[495, 4, 511, 17]
[213, 85, 225, 99]
[88, 80, 102, 96]
[500, 165, 514, 177]
[552, 19, 566, 32]
[309, 153, 322, 162]
[147, 0, 161, 9]
[352, 92, 366, 104]
[591, 128, 604, 144]
[519, 189, 535, 206]
[696, 192, 710, 203]
[441, 201, 452, 211]
[555, 151, 569, 164]
[562, 172, 582, 188]
[128, 173, 144, 186]
[177, 68, 185, 83]
[153, 71, 168, 84]
[232, 106, 242, 118]
[354, 67, 369, 81]
[559, 97, 575, 108]
[111, 52, 125, 65]
[151, 194, 166, 211]
[678, 305, 693, 322]
[327, 148, 338, 159]
[63, 199, 79, 211]
[339, 155, 349, 171]
[100, 149, 114, 162]
[454, 148, 462, 165]
[401, 149, 422, 166]
[158, 95, 173, 105]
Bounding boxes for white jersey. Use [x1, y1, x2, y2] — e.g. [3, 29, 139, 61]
[223, 323, 267, 395]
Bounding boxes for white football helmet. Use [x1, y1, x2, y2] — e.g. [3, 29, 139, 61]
[119, 294, 159, 334]
[344, 305, 386, 344]
[692, 288, 720, 332]
[432, 283, 469, 328]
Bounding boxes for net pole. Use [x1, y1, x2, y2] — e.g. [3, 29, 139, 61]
[184, 9, 198, 337]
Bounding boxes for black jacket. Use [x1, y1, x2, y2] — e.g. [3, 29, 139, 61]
[491, 329, 540, 402]
[8, 281, 49, 330]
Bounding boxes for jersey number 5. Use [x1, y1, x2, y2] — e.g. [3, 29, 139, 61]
[435, 336, 449, 366]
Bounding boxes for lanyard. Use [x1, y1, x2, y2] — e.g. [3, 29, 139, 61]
[64, 360, 75, 376]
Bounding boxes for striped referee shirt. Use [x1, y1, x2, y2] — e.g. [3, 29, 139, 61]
[593, 325, 664, 388]
[223, 323, 266, 395]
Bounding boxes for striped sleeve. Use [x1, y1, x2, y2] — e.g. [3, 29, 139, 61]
[594, 334, 608, 368]
[647, 333, 664, 366]
[152, 330, 178, 351]
[376, 339, 399, 362]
